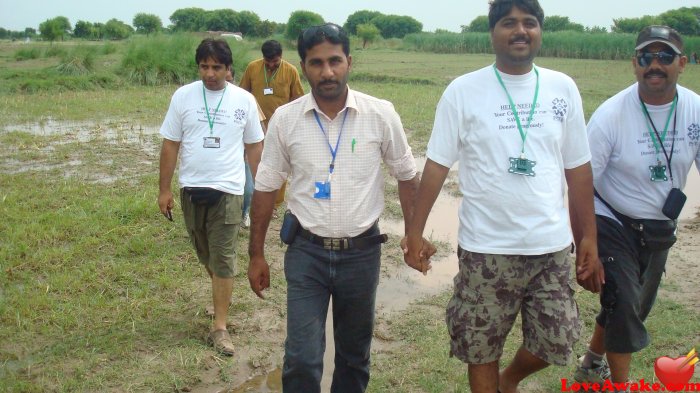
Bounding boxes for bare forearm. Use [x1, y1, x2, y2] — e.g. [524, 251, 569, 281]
[244, 141, 263, 180]
[407, 159, 450, 239]
[565, 162, 597, 245]
[397, 174, 420, 233]
[159, 139, 180, 193]
[248, 190, 277, 259]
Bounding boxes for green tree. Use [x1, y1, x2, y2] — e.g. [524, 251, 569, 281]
[255, 19, 279, 37]
[133, 13, 162, 36]
[463, 15, 489, 33]
[237, 10, 260, 36]
[659, 8, 700, 36]
[357, 23, 380, 48]
[586, 26, 608, 34]
[286, 10, 324, 40]
[73, 20, 94, 38]
[170, 7, 207, 32]
[203, 9, 239, 32]
[371, 14, 422, 38]
[103, 18, 133, 40]
[612, 15, 660, 34]
[39, 16, 71, 42]
[344, 10, 383, 35]
[544, 15, 584, 32]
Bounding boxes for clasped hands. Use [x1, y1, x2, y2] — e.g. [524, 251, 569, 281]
[402, 235, 437, 276]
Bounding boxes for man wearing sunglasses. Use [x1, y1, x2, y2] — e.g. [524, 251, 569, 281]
[247, 23, 435, 393]
[576, 25, 700, 389]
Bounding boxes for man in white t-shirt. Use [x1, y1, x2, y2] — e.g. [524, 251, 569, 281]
[158, 38, 264, 356]
[405, 1, 603, 392]
[575, 26, 700, 388]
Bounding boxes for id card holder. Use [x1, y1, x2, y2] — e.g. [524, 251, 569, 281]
[314, 181, 331, 199]
[649, 164, 668, 182]
[508, 157, 536, 177]
[203, 137, 221, 148]
[263, 87, 273, 96]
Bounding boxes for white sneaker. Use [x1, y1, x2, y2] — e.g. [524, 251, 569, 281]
[574, 355, 611, 383]
[242, 213, 250, 228]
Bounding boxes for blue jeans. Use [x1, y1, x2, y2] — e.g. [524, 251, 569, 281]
[242, 161, 253, 218]
[282, 230, 381, 393]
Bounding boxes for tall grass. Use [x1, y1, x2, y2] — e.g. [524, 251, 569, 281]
[56, 46, 96, 75]
[403, 31, 700, 60]
[120, 34, 255, 86]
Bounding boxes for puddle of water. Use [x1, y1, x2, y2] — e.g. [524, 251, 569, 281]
[1, 119, 161, 144]
[228, 368, 282, 393]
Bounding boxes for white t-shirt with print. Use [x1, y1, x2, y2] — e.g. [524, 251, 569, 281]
[588, 84, 700, 220]
[160, 80, 264, 195]
[427, 64, 591, 255]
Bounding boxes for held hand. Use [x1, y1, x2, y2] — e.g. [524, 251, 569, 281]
[248, 256, 270, 299]
[158, 190, 174, 220]
[402, 236, 434, 276]
[575, 236, 604, 293]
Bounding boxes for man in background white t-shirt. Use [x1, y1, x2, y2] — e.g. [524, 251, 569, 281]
[405, 0, 603, 392]
[158, 38, 264, 356]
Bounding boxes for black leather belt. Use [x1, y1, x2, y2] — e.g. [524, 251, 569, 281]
[296, 224, 388, 251]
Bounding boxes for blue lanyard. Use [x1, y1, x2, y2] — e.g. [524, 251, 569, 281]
[313, 109, 349, 177]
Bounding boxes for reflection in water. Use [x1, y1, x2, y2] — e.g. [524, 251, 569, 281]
[229, 368, 282, 393]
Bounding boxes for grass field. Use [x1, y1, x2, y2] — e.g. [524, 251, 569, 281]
[1, 39, 699, 392]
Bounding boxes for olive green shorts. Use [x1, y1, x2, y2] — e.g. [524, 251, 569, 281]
[180, 189, 242, 278]
[446, 247, 580, 366]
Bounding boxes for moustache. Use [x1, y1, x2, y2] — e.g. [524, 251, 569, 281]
[509, 36, 530, 44]
[319, 80, 338, 86]
[644, 70, 667, 78]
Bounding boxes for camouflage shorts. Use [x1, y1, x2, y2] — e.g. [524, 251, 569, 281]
[446, 247, 580, 366]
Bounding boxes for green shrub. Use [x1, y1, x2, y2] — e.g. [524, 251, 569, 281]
[14, 47, 42, 60]
[56, 47, 96, 75]
[120, 34, 255, 86]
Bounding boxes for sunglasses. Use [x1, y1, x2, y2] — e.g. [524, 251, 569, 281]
[301, 23, 344, 42]
[636, 51, 677, 67]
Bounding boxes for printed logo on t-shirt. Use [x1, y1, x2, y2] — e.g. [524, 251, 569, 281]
[687, 123, 700, 145]
[233, 108, 247, 123]
[551, 98, 567, 122]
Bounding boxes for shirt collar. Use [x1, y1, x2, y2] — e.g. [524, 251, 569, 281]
[302, 86, 359, 117]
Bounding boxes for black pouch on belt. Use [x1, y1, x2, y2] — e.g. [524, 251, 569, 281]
[280, 210, 300, 245]
[185, 187, 224, 206]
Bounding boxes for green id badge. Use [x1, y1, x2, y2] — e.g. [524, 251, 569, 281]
[649, 164, 668, 182]
[509, 157, 536, 177]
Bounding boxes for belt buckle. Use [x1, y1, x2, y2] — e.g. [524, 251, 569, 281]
[323, 238, 346, 251]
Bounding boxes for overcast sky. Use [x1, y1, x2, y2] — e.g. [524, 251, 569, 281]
[0, 0, 697, 32]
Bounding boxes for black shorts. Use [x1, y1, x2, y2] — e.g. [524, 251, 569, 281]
[595, 215, 670, 353]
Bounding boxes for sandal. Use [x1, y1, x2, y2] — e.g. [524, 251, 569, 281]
[208, 329, 235, 356]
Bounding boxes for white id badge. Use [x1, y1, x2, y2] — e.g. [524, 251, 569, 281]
[263, 87, 273, 96]
[203, 137, 221, 148]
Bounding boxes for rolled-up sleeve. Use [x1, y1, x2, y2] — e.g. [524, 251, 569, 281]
[254, 112, 289, 192]
[381, 106, 417, 181]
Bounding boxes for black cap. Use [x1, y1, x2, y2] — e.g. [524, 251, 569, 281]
[635, 25, 683, 54]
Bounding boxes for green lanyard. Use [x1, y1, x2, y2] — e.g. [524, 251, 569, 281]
[493, 64, 540, 157]
[640, 94, 677, 160]
[202, 83, 227, 135]
[263, 64, 279, 87]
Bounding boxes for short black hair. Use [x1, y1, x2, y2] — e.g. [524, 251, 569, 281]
[488, 0, 544, 30]
[297, 23, 350, 62]
[195, 38, 232, 66]
[261, 40, 282, 59]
